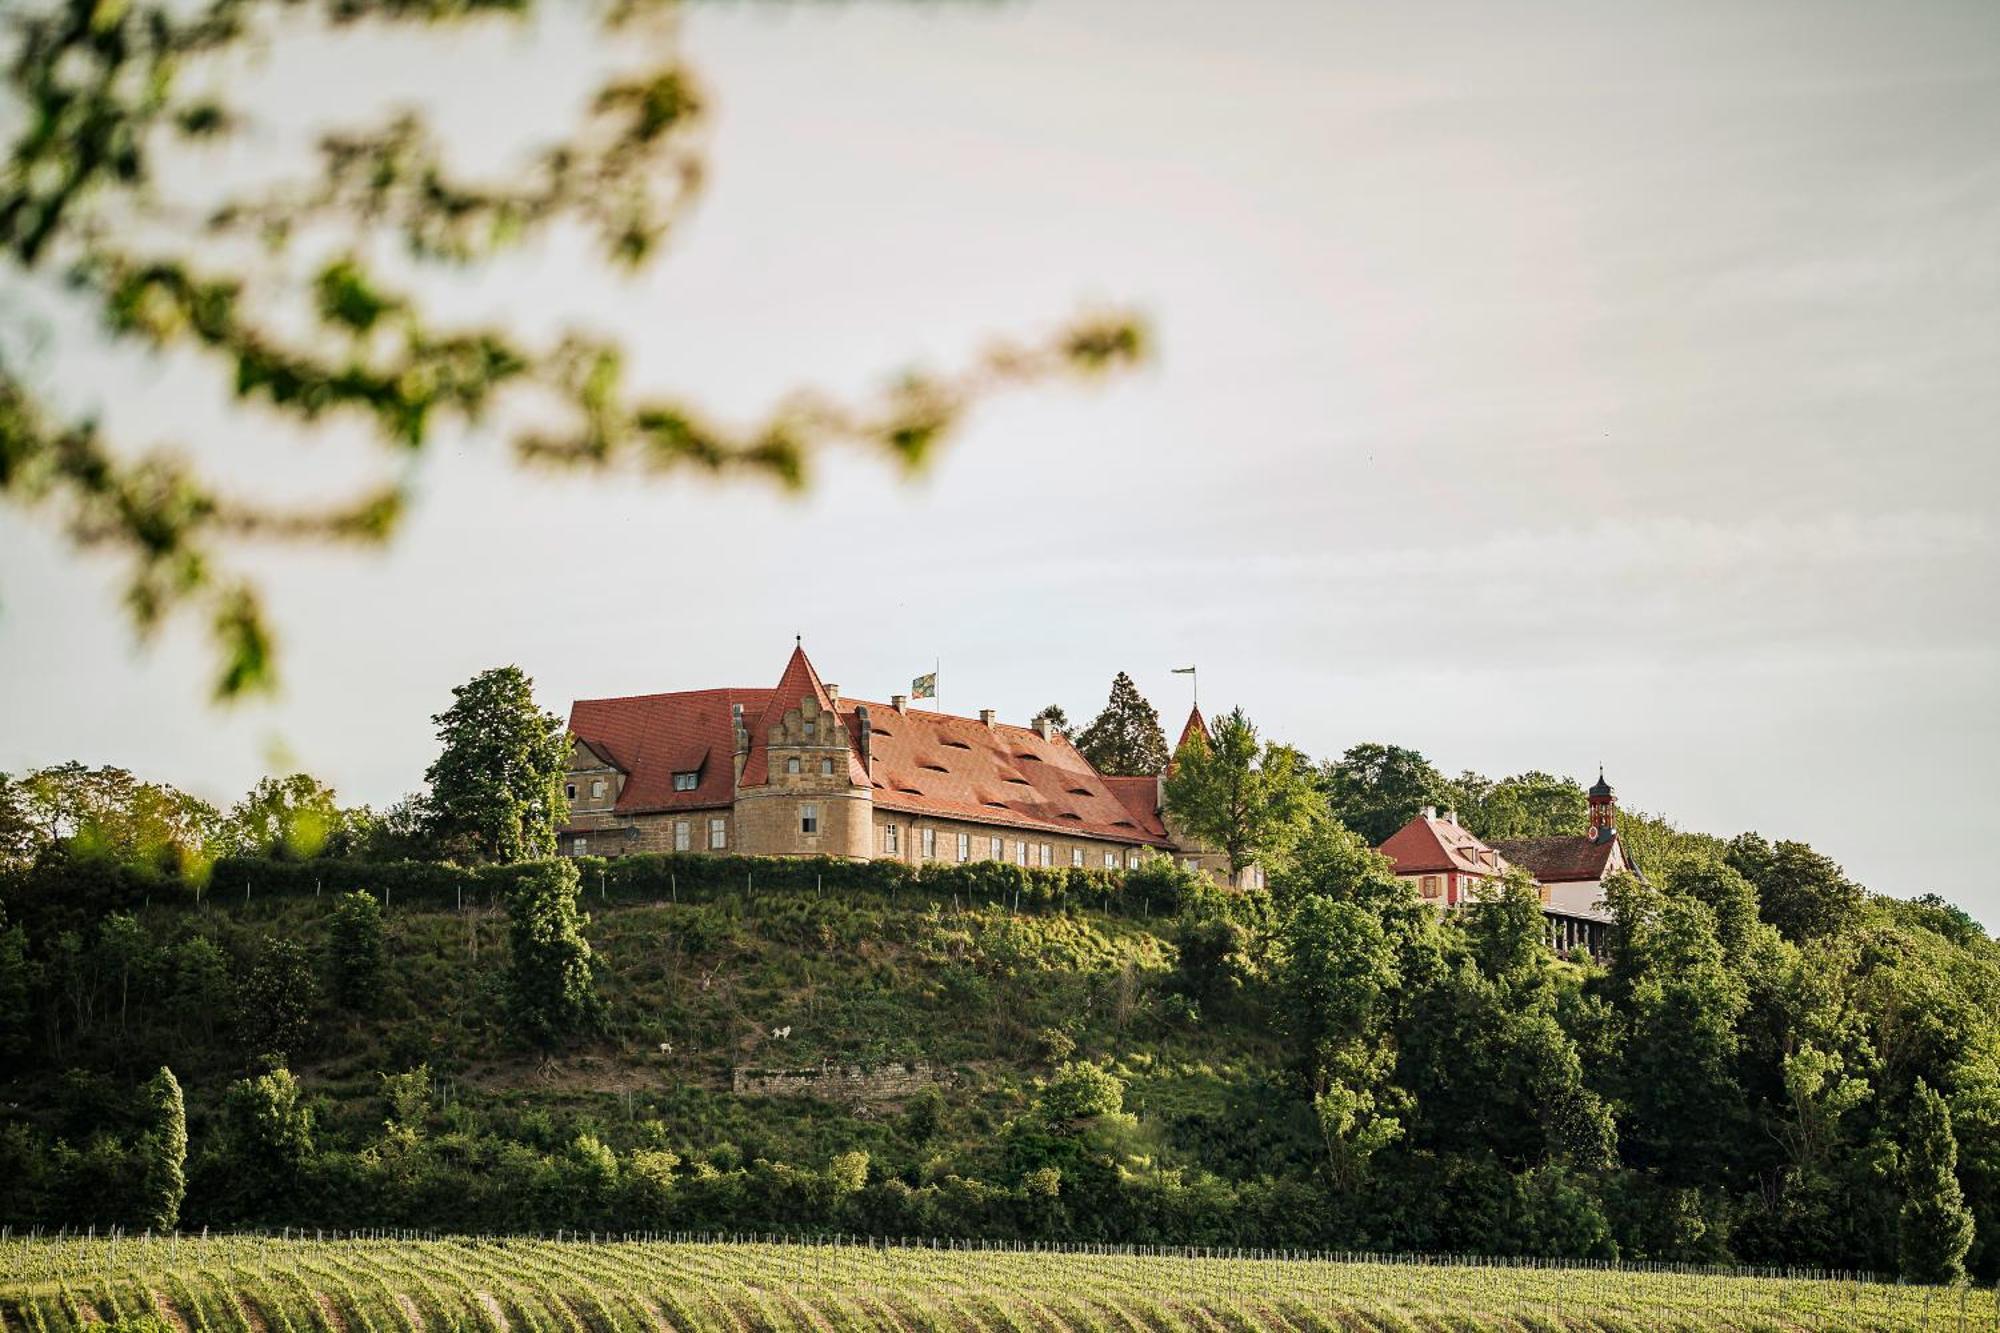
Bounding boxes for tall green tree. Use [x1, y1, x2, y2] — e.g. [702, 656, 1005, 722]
[506, 860, 603, 1050]
[219, 1063, 314, 1218]
[1453, 771, 1588, 840]
[0, 0, 1141, 699]
[227, 774, 345, 859]
[1163, 707, 1318, 877]
[327, 891, 386, 1013]
[1074, 673, 1170, 777]
[1320, 743, 1451, 846]
[237, 938, 317, 1064]
[1901, 1079, 1975, 1285]
[137, 1066, 187, 1233]
[424, 666, 570, 863]
[1725, 834, 1866, 942]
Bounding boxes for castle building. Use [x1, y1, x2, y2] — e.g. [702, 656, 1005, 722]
[1376, 771, 1632, 956]
[558, 643, 1237, 876]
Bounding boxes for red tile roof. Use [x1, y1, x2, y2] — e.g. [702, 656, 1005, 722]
[1489, 835, 1619, 885]
[738, 645, 870, 789]
[1176, 705, 1211, 752]
[566, 645, 1171, 847]
[1378, 812, 1508, 877]
[843, 701, 1170, 845]
[567, 688, 768, 814]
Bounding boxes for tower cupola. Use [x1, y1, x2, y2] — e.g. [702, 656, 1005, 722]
[1587, 767, 1616, 842]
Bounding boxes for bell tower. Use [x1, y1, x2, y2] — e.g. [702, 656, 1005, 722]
[1587, 768, 1616, 843]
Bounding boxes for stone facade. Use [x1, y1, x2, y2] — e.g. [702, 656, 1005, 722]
[558, 644, 1242, 881]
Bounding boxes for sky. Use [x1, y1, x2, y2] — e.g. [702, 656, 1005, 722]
[2, 1, 1997, 919]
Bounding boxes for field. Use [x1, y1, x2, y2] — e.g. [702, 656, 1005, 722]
[0, 1236, 1988, 1333]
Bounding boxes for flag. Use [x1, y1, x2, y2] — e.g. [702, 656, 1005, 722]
[911, 671, 937, 700]
[1172, 666, 1196, 675]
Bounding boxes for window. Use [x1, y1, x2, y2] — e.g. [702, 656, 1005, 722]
[800, 803, 819, 835]
[1014, 841, 1027, 866]
[1183, 858, 1198, 872]
[573, 836, 588, 856]
[883, 823, 900, 854]
[674, 820, 690, 852]
[673, 771, 699, 792]
[590, 778, 606, 798]
[1104, 851, 1117, 869]
[786, 757, 801, 775]
[957, 832, 971, 862]
[803, 720, 816, 741]
[1071, 847, 1084, 868]
[820, 758, 834, 777]
[1038, 843, 1052, 867]
[565, 783, 577, 800]
[1127, 850, 1140, 870]
[922, 827, 937, 860]
[990, 836, 1004, 861]
[1421, 875, 1441, 899]
[709, 818, 727, 850]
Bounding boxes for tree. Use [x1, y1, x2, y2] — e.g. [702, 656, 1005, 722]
[220, 1063, 314, 1216]
[12, 763, 224, 874]
[237, 938, 316, 1063]
[227, 774, 344, 859]
[1029, 704, 1071, 733]
[97, 913, 148, 1038]
[0, 1, 1141, 700]
[1900, 1079, 1975, 1285]
[327, 891, 386, 1012]
[424, 666, 570, 863]
[1038, 1062, 1125, 1127]
[1162, 707, 1318, 876]
[1320, 743, 1452, 847]
[1453, 771, 1588, 841]
[0, 774, 32, 868]
[0, 906, 31, 1058]
[1074, 673, 1170, 777]
[506, 860, 603, 1049]
[1725, 834, 1866, 942]
[137, 1067, 186, 1232]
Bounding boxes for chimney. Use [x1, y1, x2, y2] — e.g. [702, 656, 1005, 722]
[824, 683, 839, 707]
[1420, 804, 1437, 821]
[855, 705, 872, 775]
[731, 703, 747, 752]
[1444, 809, 1459, 826]
[979, 708, 996, 728]
[1035, 717, 1055, 741]
[892, 694, 908, 714]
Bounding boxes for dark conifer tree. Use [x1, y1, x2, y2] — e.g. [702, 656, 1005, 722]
[1074, 673, 1169, 777]
[1900, 1079, 1975, 1285]
[137, 1066, 186, 1232]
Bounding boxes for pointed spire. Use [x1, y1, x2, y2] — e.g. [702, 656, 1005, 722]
[1176, 704, 1210, 752]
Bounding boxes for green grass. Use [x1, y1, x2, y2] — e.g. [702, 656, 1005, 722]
[1, 1234, 1979, 1333]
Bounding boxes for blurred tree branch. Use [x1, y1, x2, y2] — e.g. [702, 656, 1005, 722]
[0, 0, 1145, 699]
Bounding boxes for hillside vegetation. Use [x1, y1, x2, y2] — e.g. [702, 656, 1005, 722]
[3, 834, 2000, 1287]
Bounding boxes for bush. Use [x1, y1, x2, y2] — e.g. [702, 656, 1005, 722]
[327, 891, 386, 1011]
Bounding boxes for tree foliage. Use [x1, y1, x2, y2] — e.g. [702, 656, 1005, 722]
[1901, 1079, 1975, 1285]
[423, 666, 569, 864]
[505, 860, 602, 1049]
[1073, 674, 1169, 778]
[327, 891, 385, 1012]
[0, 0, 1141, 699]
[1163, 707, 1317, 876]
[1319, 743, 1452, 847]
[137, 1066, 186, 1232]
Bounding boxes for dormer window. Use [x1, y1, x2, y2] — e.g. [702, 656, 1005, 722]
[565, 783, 577, 800]
[673, 772, 699, 792]
[803, 720, 817, 741]
[589, 779, 606, 799]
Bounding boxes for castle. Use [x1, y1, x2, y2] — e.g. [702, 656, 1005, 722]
[558, 643, 1247, 883]
[1376, 772, 1631, 954]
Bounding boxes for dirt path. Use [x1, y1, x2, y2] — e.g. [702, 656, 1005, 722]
[149, 1291, 193, 1333]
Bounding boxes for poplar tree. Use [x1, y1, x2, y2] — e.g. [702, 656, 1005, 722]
[507, 860, 604, 1050]
[138, 1066, 187, 1233]
[328, 891, 386, 1012]
[1074, 673, 1169, 777]
[424, 666, 570, 863]
[1900, 1079, 1975, 1285]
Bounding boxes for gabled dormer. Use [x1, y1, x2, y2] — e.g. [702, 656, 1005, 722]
[565, 735, 626, 813]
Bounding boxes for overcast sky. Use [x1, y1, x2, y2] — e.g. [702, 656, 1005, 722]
[3, 1, 1996, 919]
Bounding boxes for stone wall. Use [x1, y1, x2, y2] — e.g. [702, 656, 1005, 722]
[731, 1061, 937, 1105]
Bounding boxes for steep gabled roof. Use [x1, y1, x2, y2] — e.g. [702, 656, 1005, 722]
[567, 688, 769, 814]
[842, 702, 1171, 845]
[1489, 834, 1619, 885]
[1176, 705, 1210, 752]
[739, 645, 869, 788]
[1378, 812, 1508, 877]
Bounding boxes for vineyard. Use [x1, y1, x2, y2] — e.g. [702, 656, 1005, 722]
[0, 1235, 1990, 1333]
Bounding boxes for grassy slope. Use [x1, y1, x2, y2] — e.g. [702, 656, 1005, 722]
[3, 888, 1303, 1186]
